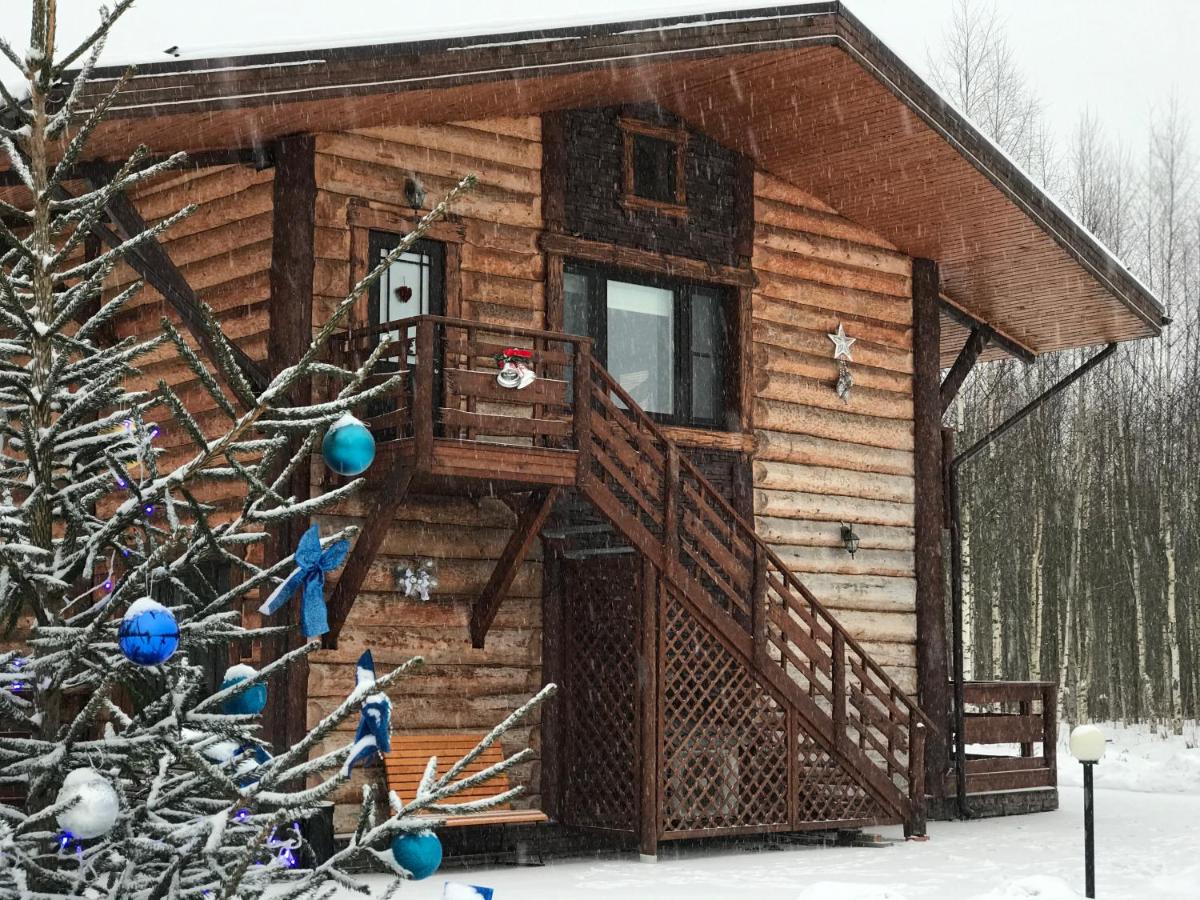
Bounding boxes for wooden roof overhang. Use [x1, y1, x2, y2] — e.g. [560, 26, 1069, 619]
[4, 3, 1163, 366]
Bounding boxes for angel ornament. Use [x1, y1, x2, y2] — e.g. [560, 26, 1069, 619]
[828, 323, 856, 401]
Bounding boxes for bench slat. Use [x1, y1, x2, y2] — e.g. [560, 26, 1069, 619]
[385, 733, 546, 828]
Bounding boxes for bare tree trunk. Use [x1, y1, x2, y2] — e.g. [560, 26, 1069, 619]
[1058, 481, 1085, 723]
[1029, 508, 1045, 680]
[961, 473, 976, 679]
[1160, 491, 1183, 732]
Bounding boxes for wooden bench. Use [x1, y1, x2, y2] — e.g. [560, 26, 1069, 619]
[384, 733, 548, 828]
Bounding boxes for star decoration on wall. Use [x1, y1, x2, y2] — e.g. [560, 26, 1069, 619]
[828, 323, 856, 361]
[827, 322, 856, 401]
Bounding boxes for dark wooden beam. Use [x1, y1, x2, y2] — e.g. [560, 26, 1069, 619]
[938, 295, 1035, 364]
[80, 177, 270, 399]
[912, 257, 950, 802]
[940, 325, 990, 413]
[469, 487, 561, 648]
[323, 461, 415, 650]
[638, 554, 659, 859]
[0, 146, 272, 188]
[263, 134, 317, 753]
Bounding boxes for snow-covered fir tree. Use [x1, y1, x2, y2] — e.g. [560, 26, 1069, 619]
[0, 3, 549, 897]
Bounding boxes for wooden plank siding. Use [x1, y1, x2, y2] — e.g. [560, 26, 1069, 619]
[307, 118, 547, 833]
[750, 172, 918, 693]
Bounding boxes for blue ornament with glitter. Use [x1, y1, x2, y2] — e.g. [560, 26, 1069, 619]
[118, 598, 180, 666]
[220, 664, 267, 716]
[391, 830, 442, 880]
[258, 524, 350, 639]
[321, 413, 375, 476]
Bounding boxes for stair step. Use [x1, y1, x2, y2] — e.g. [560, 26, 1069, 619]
[562, 545, 636, 560]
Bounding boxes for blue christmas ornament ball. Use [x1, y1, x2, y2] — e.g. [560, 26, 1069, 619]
[321, 413, 375, 476]
[118, 599, 179, 666]
[220, 664, 267, 716]
[391, 830, 442, 880]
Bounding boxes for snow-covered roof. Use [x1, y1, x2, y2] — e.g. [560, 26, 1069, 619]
[7, 3, 1168, 356]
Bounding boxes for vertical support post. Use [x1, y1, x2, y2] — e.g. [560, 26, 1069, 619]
[1042, 682, 1058, 779]
[539, 547, 565, 821]
[831, 629, 847, 740]
[572, 340, 592, 481]
[412, 318, 434, 468]
[912, 257, 950, 804]
[946, 427, 970, 818]
[750, 544, 768, 657]
[638, 555, 659, 860]
[1020, 698, 1035, 757]
[663, 446, 681, 565]
[906, 721, 927, 838]
[264, 133, 316, 754]
[1083, 762, 1096, 898]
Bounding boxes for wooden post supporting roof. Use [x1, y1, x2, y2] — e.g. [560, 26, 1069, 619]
[912, 257, 950, 802]
[263, 134, 317, 753]
[469, 487, 561, 648]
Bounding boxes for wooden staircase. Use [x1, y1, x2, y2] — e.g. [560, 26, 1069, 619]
[325, 315, 932, 837]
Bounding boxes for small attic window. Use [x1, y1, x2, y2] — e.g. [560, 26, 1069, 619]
[621, 117, 687, 216]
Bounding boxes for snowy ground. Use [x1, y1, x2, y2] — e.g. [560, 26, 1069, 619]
[335, 724, 1200, 899]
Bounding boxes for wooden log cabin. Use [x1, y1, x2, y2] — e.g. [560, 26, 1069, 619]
[4, 3, 1165, 854]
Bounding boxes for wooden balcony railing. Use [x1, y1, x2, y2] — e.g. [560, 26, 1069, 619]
[951, 681, 1057, 795]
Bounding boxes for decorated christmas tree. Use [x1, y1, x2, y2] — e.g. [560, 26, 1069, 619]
[0, 2, 549, 897]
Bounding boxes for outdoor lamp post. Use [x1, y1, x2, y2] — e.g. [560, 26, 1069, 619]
[1069, 724, 1106, 898]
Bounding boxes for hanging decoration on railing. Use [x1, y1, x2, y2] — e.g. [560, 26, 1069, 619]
[827, 322, 856, 400]
[495, 347, 535, 390]
[342, 650, 392, 776]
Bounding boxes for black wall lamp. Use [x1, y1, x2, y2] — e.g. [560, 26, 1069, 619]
[840, 523, 860, 558]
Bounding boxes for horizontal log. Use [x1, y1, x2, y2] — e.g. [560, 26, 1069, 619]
[754, 429, 914, 476]
[334, 595, 539, 631]
[350, 119, 542, 168]
[443, 367, 568, 406]
[798, 572, 916, 611]
[461, 270, 542, 311]
[754, 400, 914, 451]
[754, 223, 911, 277]
[754, 343, 912, 395]
[964, 682, 1053, 705]
[804, 607, 915, 645]
[756, 515, 914, 551]
[752, 245, 912, 300]
[754, 487, 915, 528]
[754, 171, 838, 216]
[321, 493, 515, 526]
[952, 768, 1055, 794]
[315, 624, 542, 669]
[308, 660, 541, 698]
[772, 544, 915, 579]
[753, 460, 915, 504]
[753, 194, 899, 251]
[352, 556, 541, 598]
[307, 690, 544, 732]
[963, 756, 1049, 774]
[460, 241, 544, 281]
[755, 370, 913, 421]
[753, 319, 913, 375]
[753, 293, 912, 352]
[858, 640, 917, 670]
[315, 515, 541, 561]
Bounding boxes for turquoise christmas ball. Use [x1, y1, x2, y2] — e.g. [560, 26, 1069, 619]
[118, 599, 179, 666]
[322, 413, 375, 476]
[220, 664, 267, 716]
[391, 831, 442, 880]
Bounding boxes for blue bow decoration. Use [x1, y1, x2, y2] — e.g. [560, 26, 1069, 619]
[343, 650, 392, 776]
[258, 524, 349, 638]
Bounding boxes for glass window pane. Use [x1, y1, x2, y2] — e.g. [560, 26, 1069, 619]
[632, 133, 677, 203]
[690, 287, 724, 423]
[607, 280, 673, 416]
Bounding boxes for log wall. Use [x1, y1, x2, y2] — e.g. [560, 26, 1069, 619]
[750, 172, 918, 691]
[307, 118, 546, 833]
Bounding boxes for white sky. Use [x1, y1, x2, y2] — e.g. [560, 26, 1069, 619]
[14, 1, 1200, 149]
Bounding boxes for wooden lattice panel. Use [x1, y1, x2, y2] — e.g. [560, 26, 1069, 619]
[661, 591, 790, 835]
[559, 557, 639, 833]
[795, 732, 888, 825]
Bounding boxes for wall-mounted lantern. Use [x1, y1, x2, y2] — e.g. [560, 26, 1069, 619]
[404, 175, 427, 210]
[840, 523, 860, 558]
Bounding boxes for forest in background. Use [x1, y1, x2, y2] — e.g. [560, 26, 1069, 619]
[926, 2, 1198, 728]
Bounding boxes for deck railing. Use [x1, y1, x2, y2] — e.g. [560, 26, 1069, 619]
[331, 315, 591, 452]
[952, 681, 1057, 794]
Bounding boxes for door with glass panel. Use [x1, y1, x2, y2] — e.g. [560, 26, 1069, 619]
[367, 233, 445, 437]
